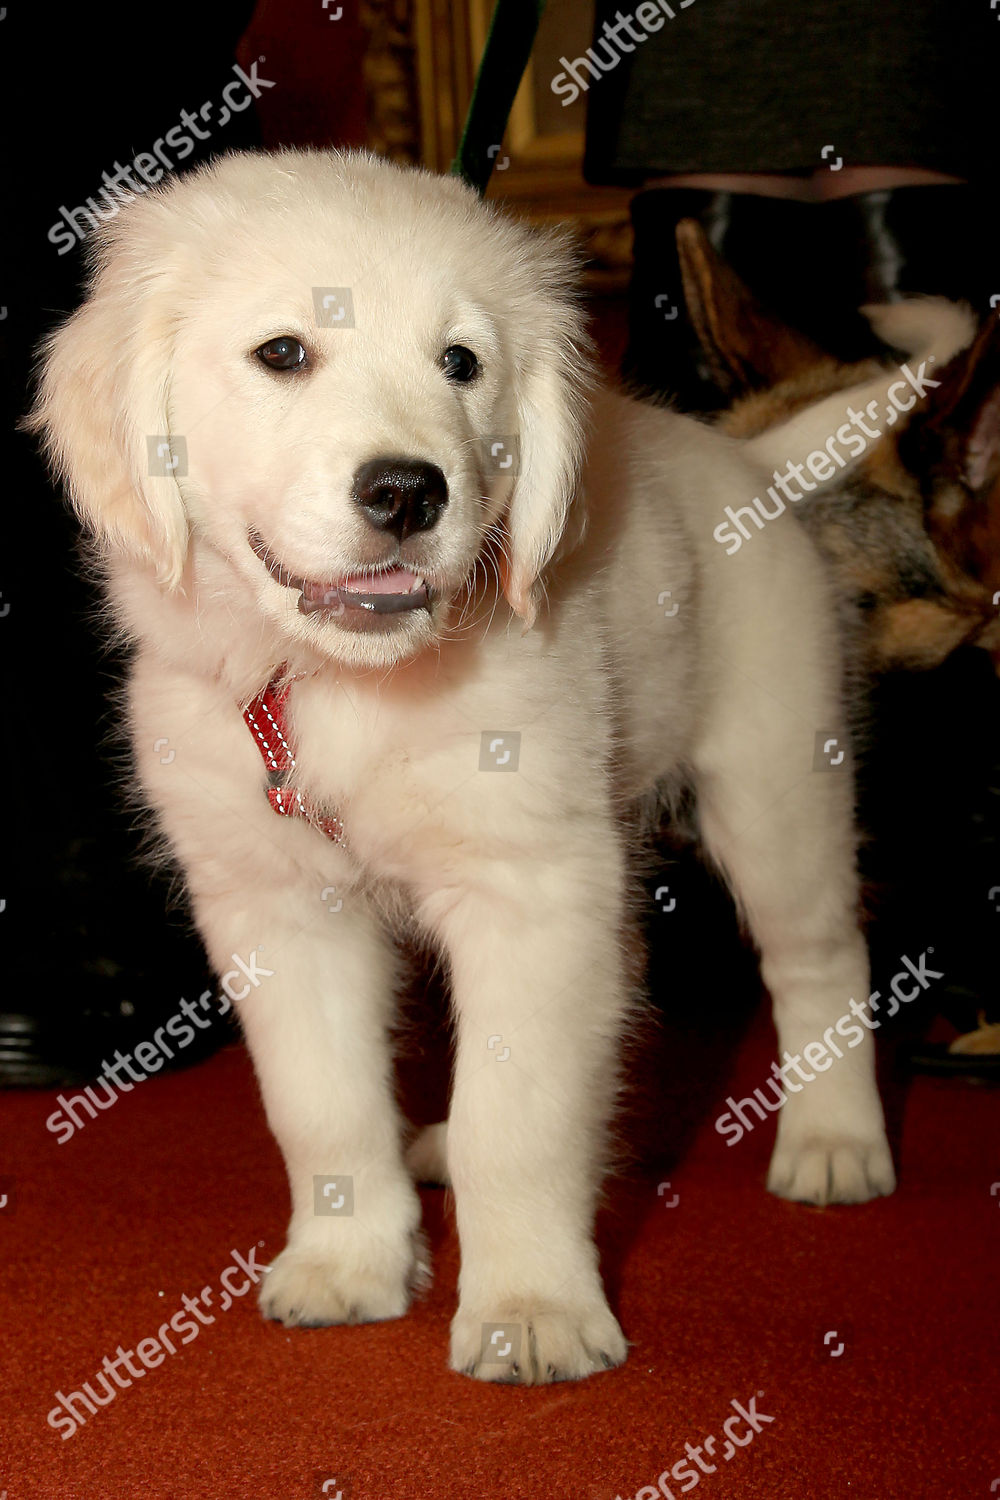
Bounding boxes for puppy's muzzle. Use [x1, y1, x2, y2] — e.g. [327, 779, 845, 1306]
[352, 457, 448, 541]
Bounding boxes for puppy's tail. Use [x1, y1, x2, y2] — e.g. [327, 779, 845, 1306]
[743, 295, 977, 478]
[406, 1120, 450, 1186]
[861, 294, 978, 362]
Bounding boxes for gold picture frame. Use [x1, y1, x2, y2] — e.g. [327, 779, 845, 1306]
[362, 0, 634, 288]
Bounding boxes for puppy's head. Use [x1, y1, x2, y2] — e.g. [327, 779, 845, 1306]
[27, 149, 592, 668]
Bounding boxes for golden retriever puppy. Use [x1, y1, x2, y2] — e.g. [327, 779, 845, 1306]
[28, 150, 963, 1384]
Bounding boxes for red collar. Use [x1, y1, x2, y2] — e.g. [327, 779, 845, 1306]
[242, 669, 345, 844]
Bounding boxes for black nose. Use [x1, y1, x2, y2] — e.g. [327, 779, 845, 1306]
[352, 457, 448, 540]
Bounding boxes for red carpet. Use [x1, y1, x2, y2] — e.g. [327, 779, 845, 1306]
[3, 1004, 996, 1499]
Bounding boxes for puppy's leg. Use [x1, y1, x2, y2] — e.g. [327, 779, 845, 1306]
[200, 888, 425, 1325]
[130, 665, 423, 1325]
[694, 699, 894, 1205]
[423, 841, 631, 1384]
[242, 905, 426, 1325]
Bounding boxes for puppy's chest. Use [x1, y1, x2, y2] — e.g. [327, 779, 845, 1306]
[286, 681, 488, 872]
[280, 665, 597, 884]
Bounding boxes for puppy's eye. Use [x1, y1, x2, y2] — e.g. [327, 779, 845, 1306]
[441, 344, 480, 383]
[255, 336, 308, 372]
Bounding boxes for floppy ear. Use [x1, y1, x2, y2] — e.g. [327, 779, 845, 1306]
[24, 215, 188, 589]
[501, 228, 594, 625]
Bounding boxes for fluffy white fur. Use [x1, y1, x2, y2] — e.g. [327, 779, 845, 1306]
[30, 148, 954, 1385]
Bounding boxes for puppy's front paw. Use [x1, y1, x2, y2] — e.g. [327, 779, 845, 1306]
[767, 1131, 896, 1205]
[450, 1296, 627, 1384]
[261, 1233, 430, 1328]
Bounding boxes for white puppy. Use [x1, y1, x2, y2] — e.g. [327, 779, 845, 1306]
[30, 149, 957, 1384]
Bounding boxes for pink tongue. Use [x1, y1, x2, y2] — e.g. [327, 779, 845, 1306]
[339, 568, 420, 595]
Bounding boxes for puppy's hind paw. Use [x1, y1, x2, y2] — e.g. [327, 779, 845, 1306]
[767, 1133, 896, 1206]
[406, 1121, 450, 1185]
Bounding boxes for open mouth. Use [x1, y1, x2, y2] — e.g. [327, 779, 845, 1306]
[249, 529, 431, 618]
